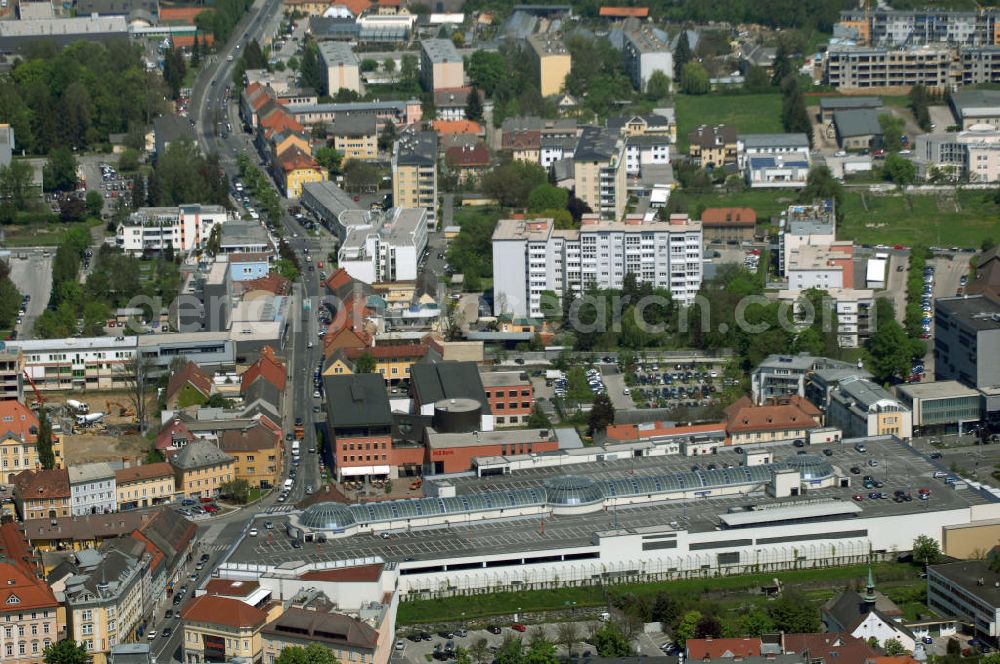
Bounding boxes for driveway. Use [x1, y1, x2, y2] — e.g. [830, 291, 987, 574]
[927, 105, 956, 132]
[8, 250, 53, 338]
[601, 367, 635, 411]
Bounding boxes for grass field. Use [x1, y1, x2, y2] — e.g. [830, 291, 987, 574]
[839, 188, 1000, 248]
[675, 93, 783, 152]
[397, 562, 923, 625]
[2, 218, 102, 247]
[684, 187, 1000, 249]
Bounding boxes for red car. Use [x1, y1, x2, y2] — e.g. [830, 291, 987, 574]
[511, 624, 527, 633]
[852, 494, 864, 502]
[203, 504, 219, 513]
[199, 496, 214, 504]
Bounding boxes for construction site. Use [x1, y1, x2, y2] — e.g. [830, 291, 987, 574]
[25, 385, 161, 466]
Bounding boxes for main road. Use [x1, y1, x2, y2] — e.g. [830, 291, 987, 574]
[152, 1, 326, 661]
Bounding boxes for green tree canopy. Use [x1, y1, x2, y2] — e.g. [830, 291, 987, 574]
[767, 589, 820, 633]
[44, 147, 78, 192]
[673, 31, 692, 80]
[591, 622, 631, 657]
[646, 70, 671, 100]
[483, 161, 548, 208]
[274, 643, 340, 664]
[588, 393, 616, 436]
[355, 352, 377, 374]
[883, 154, 917, 185]
[44, 640, 88, 664]
[912, 535, 943, 566]
[680, 62, 710, 95]
[527, 183, 568, 212]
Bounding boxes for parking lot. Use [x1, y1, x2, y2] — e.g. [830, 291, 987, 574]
[7, 250, 52, 338]
[627, 360, 728, 410]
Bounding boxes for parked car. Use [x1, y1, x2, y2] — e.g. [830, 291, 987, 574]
[511, 624, 527, 633]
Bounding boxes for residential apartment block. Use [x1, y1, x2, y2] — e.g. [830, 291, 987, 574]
[688, 125, 738, 168]
[114, 463, 175, 510]
[116, 205, 229, 256]
[622, 24, 673, 91]
[391, 130, 437, 229]
[331, 115, 378, 160]
[420, 39, 464, 91]
[181, 595, 276, 664]
[527, 33, 571, 96]
[318, 41, 361, 96]
[0, 400, 64, 473]
[778, 201, 837, 276]
[573, 126, 627, 221]
[11, 468, 70, 520]
[338, 207, 428, 284]
[738, 134, 811, 189]
[491, 214, 703, 318]
[826, 376, 913, 439]
[824, 45, 953, 89]
[69, 462, 117, 516]
[836, 8, 1000, 47]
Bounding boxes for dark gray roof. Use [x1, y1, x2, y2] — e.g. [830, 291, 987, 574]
[75, 0, 158, 15]
[819, 96, 882, 111]
[153, 115, 194, 146]
[243, 377, 281, 413]
[952, 89, 1000, 117]
[929, 561, 1000, 608]
[394, 130, 437, 167]
[833, 109, 883, 138]
[574, 126, 620, 162]
[309, 16, 360, 40]
[410, 361, 488, 409]
[169, 439, 234, 471]
[935, 294, 1000, 332]
[324, 373, 393, 428]
[332, 114, 377, 137]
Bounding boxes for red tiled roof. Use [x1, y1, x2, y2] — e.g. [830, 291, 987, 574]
[115, 462, 174, 484]
[700, 207, 757, 226]
[172, 34, 214, 48]
[205, 579, 261, 597]
[782, 633, 878, 664]
[241, 346, 287, 394]
[502, 131, 541, 150]
[606, 421, 726, 442]
[339, 0, 372, 16]
[180, 594, 268, 628]
[0, 401, 39, 444]
[240, 273, 292, 296]
[725, 395, 821, 434]
[279, 145, 321, 172]
[325, 267, 355, 292]
[299, 563, 384, 582]
[0, 559, 59, 610]
[599, 6, 649, 17]
[686, 638, 762, 659]
[432, 120, 483, 135]
[446, 143, 490, 167]
[0, 522, 34, 573]
[156, 418, 194, 452]
[230, 252, 272, 263]
[166, 361, 213, 404]
[10, 468, 70, 500]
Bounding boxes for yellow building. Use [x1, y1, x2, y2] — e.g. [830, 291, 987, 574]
[169, 440, 236, 499]
[332, 115, 379, 160]
[528, 34, 571, 97]
[573, 127, 628, 221]
[0, 400, 64, 472]
[219, 422, 283, 490]
[391, 130, 437, 227]
[181, 596, 280, 664]
[279, 146, 328, 199]
[420, 39, 465, 91]
[115, 462, 176, 510]
[262, 607, 388, 664]
[688, 124, 738, 168]
[324, 344, 435, 384]
[270, 130, 310, 159]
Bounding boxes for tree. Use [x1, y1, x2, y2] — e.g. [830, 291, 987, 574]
[361, 58, 378, 72]
[378, 121, 398, 152]
[220, 478, 251, 504]
[0, 160, 36, 213]
[591, 622, 631, 657]
[467, 50, 507, 96]
[191, 34, 202, 69]
[674, 611, 702, 647]
[85, 190, 104, 219]
[912, 535, 943, 566]
[37, 408, 55, 470]
[673, 31, 692, 80]
[495, 636, 525, 664]
[526, 634, 558, 664]
[879, 114, 906, 153]
[44, 147, 78, 192]
[59, 197, 86, 222]
[588, 393, 615, 436]
[482, 161, 548, 208]
[355, 352, 377, 374]
[528, 184, 568, 212]
[743, 65, 771, 93]
[882, 639, 906, 657]
[273, 642, 340, 664]
[299, 43, 327, 95]
[315, 146, 343, 175]
[767, 589, 820, 633]
[469, 639, 489, 664]
[383, 57, 396, 76]
[526, 403, 552, 429]
[771, 41, 794, 86]
[400, 54, 419, 85]
[651, 592, 683, 630]
[883, 154, 917, 185]
[273, 258, 300, 282]
[466, 88, 483, 123]
[781, 78, 813, 146]
[646, 70, 671, 100]
[556, 622, 580, 659]
[800, 164, 844, 210]
[867, 316, 914, 383]
[162, 48, 187, 100]
[44, 640, 89, 664]
[121, 355, 153, 432]
[680, 62, 710, 95]
[695, 614, 723, 639]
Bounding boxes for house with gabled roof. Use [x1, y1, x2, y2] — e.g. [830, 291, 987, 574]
[822, 569, 915, 652]
[165, 360, 214, 409]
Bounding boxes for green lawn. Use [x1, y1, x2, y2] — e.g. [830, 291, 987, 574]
[453, 205, 503, 227]
[2, 218, 103, 247]
[684, 189, 801, 222]
[397, 562, 922, 625]
[675, 93, 783, 152]
[838, 188, 1000, 248]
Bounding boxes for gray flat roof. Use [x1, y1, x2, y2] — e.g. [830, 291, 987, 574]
[324, 374, 393, 429]
[936, 295, 1000, 332]
[422, 38, 461, 64]
[819, 96, 882, 111]
[929, 560, 1000, 607]
[834, 109, 883, 138]
[426, 428, 555, 449]
[952, 90, 1000, 117]
[230, 438, 991, 566]
[301, 181, 361, 218]
[480, 371, 530, 388]
[896, 380, 981, 401]
[318, 41, 359, 68]
[740, 133, 810, 149]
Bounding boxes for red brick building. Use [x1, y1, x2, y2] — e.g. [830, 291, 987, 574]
[424, 428, 559, 474]
[481, 371, 535, 427]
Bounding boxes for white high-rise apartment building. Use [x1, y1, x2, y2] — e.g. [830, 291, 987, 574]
[492, 215, 703, 318]
[116, 204, 229, 255]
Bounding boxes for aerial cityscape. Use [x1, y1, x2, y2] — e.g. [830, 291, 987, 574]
[6, 2, 1000, 664]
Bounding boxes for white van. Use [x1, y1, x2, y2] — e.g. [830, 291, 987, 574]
[283, 478, 294, 491]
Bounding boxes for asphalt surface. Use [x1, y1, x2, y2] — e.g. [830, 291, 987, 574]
[7, 250, 52, 338]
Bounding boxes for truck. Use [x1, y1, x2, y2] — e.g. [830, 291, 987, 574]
[294, 418, 304, 440]
[75, 412, 105, 426]
[66, 399, 89, 414]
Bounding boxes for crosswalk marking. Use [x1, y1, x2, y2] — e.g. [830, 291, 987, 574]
[266, 505, 295, 513]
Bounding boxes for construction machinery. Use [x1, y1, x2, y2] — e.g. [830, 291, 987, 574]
[22, 370, 43, 406]
[66, 399, 89, 414]
[106, 400, 135, 418]
[76, 412, 105, 426]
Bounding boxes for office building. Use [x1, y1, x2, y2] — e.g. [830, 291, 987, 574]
[338, 208, 428, 284]
[950, 89, 1000, 129]
[318, 41, 361, 96]
[481, 371, 535, 427]
[824, 45, 953, 89]
[928, 561, 1000, 641]
[934, 295, 1000, 388]
[527, 33, 571, 96]
[116, 205, 229, 256]
[420, 39, 464, 91]
[323, 374, 399, 481]
[0, 16, 128, 54]
[622, 24, 673, 91]
[391, 130, 437, 229]
[914, 128, 1000, 182]
[491, 214, 703, 318]
[573, 126, 628, 221]
[751, 353, 868, 405]
[68, 463, 117, 516]
[895, 380, 982, 435]
[826, 376, 913, 439]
